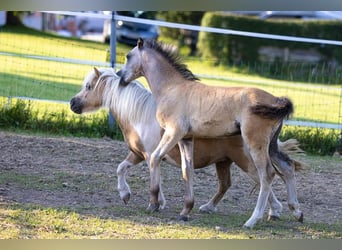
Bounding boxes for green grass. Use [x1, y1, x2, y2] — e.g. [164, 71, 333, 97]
[1, 25, 341, 125]
[1, 203, 340, 239]
[0, 25, 341, 154]
[0, 25, 130, 101]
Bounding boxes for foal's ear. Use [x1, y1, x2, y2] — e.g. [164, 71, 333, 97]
[137, 38, 144, 49]
[94, 67, 101, 78]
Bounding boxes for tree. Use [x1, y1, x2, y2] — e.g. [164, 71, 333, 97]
[5, 11, 24, 26]
[157, 11, 205, 56]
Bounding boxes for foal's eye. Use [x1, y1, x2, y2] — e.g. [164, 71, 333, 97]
[86, 84, 92, 91]
[126, 53, 131, 60]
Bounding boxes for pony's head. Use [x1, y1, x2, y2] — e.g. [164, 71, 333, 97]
[70, 67, 117, 114]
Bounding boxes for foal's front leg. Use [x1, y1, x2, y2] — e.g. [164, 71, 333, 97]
[148, 129, 184, 212]
[177, 137, 195, 221]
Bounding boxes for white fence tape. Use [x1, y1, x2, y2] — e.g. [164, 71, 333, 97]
[42, 11, 342, 46]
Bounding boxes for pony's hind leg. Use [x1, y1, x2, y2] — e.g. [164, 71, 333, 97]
[271, 153, 303, 222]
[177, 137, 195, 221]
[199, 160, 232, 213]
[267, 189, 283, 220]
[117, 152, 144, 204]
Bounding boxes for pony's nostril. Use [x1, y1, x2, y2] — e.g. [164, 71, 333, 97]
[70, 97, 82, 114]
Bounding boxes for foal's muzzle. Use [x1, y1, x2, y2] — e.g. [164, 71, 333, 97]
[70, 97, 83, 114]
[119, 76, 129, 86]
[116, 70, 122, 77]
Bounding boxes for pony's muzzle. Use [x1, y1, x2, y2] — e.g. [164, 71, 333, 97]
[70, 97, 83, 114]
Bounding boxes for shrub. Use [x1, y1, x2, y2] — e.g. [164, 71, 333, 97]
[1, 99, 340, 155]
[280, 125, 341, 155]
[0, 99, 123, 140]
[198, 12, 342, 83]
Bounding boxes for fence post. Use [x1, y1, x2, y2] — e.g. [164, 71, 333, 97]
[338, 87, 342, 153]
[108, 11, 117, 131]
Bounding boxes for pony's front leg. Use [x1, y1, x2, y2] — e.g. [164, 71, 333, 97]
[117, 152, 144, 204]
[177, 137, 195, 221]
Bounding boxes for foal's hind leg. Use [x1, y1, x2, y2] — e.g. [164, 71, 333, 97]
[199, 160, 232, 213]
[244, 165, 283, 220]
[243, 152, 274, 228]
[241, 126, 275, 228]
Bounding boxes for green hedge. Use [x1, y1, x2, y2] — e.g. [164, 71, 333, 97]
[1, 99, 340, 155]
[198, 12, 342, 68]
[0, 99, 124, 140]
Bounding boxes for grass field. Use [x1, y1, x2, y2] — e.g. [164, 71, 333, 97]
[0, 25, 341, 125]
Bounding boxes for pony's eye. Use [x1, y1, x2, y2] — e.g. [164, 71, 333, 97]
[86, 84, 92, 91]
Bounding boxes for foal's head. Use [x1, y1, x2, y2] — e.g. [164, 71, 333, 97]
[119, 38, 198, 86]
[70, 67, 114, 114]
[118, 38, 145, 86]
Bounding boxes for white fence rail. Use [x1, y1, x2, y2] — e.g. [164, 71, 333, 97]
[43, 11, 342, 46]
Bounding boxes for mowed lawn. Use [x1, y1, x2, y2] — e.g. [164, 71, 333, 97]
[0, 25, 341, 125]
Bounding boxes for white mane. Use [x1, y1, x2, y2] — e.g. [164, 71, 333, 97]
[95, 68, 157, 125]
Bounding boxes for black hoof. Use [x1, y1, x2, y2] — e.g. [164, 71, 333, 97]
[298, 213, 304, 223]
[267, 215, 280, 221]
[177, 215, 189, 221]
[122, 193, 130, 205]
[147, 203, 160, 213]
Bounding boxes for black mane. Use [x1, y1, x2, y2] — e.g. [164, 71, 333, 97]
[143, 39, 200, 81]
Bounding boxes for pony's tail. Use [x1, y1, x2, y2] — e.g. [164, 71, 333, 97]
[251, 97, 294, 120]
[278, 138, 306, 171]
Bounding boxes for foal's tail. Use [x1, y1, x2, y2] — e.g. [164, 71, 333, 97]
[251, 97, 294, 120]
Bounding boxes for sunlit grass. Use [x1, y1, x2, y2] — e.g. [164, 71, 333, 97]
[0, 203, 340, 239]
[1, 25, 341, 125]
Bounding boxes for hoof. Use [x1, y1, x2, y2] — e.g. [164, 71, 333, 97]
[147, 203, 160, 213]
[177, 215, 189, 221]
[242, 224, 253, 230]
[122, 193, 130, 205]
[267, 215, 280, 221]
[298, 212, 304, 223]
[199, 204, 217, 214]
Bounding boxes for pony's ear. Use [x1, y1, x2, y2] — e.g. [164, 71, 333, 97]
[137, 38, 144, 49]
[94, 67, 101, 78]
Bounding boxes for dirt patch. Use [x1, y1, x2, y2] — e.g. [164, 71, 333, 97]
[0, 131, 341, 225]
